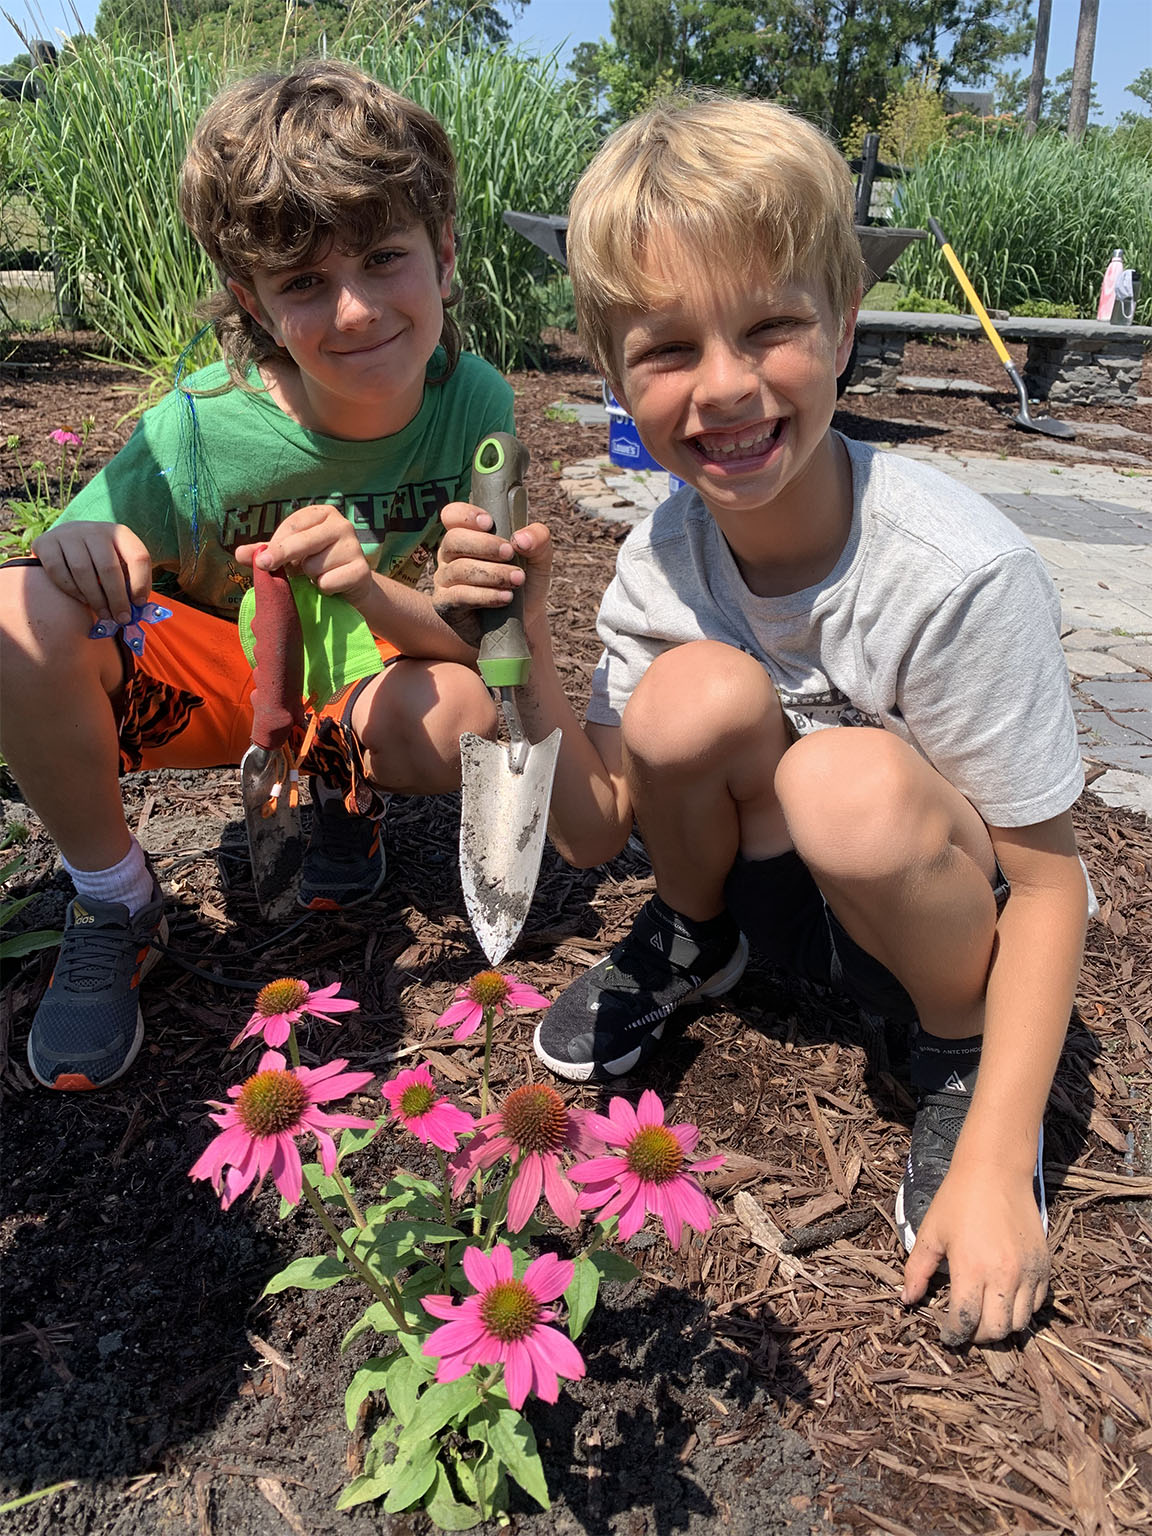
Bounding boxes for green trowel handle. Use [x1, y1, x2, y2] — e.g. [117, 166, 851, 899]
[471, 432, 532, 689]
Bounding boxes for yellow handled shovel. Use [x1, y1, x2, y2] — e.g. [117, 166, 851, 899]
[928, 217, 1075, 440]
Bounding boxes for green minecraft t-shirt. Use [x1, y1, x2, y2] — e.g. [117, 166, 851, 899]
[57, 349, 514, 620]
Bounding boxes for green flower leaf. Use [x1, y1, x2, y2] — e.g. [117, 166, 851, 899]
[387, 1170, 442, 1198]
[364, 1220, 466, 1261]
[564, 1254, 601, 1341]
[471, 1447, 509, 1519]
[334, 1469, 396, 1510]
[383, 1351, 432, 1424]
[591, 1249, 640, 1283]
[398, 1376, 482, 1446]
[423, 1463, 482, 1530]
[262, 1254, 348, 1295]
[344, 1355, 395, 1432]
[341, 1301, 404, 1352]
[278, 1163, 340, 1219]
[382, 1438, 439, 1514]
[478, 1406, 550, 1510]
[338, 1122, 381, 1161]
[397, 1326, 436, 1366]
[0, 926, 63, 960]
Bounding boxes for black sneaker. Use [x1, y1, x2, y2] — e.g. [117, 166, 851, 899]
[27, 884, 167, 1091]
[534, 896, 748, 1082]
[297, 780, 387, 911]
[895, 1028, 1047, 1254]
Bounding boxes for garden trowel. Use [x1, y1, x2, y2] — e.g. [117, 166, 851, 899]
[459, 434, 561, 965]
[241, 559, 306, 921]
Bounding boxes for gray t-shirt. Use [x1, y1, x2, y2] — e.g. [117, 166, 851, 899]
[587, 434, 1083, 829]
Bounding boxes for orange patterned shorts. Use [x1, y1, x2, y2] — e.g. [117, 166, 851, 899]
[109, 593, 398, 805]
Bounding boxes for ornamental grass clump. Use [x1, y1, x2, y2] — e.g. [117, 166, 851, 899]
[189, 971, 724, 1528]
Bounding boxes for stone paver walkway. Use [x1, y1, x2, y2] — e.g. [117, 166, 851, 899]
[556, 429, 1152, 820]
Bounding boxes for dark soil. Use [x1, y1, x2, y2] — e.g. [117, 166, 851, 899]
[1, 332, 1150, 1536]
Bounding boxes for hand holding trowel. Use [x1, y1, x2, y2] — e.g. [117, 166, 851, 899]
[241, 559, 306, 921]
[459, 434, 562, 965]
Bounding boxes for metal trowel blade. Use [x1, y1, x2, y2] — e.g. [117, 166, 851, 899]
[458, 727, 562, 965]
[241, 743, 304, 922]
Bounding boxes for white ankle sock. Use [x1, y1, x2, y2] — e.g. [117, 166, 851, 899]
[62, 837, 155, 915]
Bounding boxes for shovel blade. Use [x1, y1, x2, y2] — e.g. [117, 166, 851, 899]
[459, 727, 562, 965]
[241, 743, 304, 921]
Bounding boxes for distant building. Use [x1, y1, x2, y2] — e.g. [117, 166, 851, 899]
[945, 90, 995, 117]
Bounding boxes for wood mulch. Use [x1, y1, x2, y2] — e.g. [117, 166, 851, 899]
[1, 332, 1150, 1536]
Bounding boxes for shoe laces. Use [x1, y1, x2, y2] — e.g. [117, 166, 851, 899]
[56, 922, 149, 993]
[314, 802, 380, 862]
[912, 1091, 969, 1162]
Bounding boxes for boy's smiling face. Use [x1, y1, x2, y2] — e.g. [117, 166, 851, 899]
[228, 220, 454, 439]
[612, 234, 858, 572]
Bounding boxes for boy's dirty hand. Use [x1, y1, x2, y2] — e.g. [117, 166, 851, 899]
[32, 520, 152, 624]
[235, 505, 373, 606]
[901, 1164, 1050, 1346]
[433, 501, 552, 633]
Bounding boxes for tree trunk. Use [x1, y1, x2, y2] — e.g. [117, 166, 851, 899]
[1066, 0, 1099, 143]
[1024, 0, 1051, 136]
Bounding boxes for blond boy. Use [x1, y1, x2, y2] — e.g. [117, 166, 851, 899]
[434, 95, 1088, 1345]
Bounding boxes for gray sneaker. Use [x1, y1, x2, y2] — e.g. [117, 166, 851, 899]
[27, 885, 167, 1091]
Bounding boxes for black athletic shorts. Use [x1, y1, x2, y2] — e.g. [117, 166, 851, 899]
[723, 849, 1011, 1026]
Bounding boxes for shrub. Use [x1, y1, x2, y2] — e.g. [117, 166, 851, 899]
[1011, 298, 1079, 319]
[892, 131, 1152, 325]
[888, 289, 964, 314]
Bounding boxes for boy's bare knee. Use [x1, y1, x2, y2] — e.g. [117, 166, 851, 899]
[623, 641, 777, 768]
[0, 566, 118, 688]
[777, 729, 943, 881]
[355, 661, 497, 792]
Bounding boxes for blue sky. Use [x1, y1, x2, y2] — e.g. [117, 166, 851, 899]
[3, 1, 1149, 124]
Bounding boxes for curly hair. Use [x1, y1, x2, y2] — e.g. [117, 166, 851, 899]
[179, 59, 460, 385]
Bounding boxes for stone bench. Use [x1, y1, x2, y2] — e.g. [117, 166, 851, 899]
[851, 310, 1152, 407]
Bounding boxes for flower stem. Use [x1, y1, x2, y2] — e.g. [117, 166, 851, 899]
[472, 1006, 497, 1237]
[332, 1168, 365, 1228]
[479, 1005, 495, 1120]
[300, 1173, 409, 1331]
[285, 1025, 301, 1070]
[432, 1147, 454, 1225]
[483, 1162, 517, 1246]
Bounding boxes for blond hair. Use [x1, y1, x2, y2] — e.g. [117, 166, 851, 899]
[179, 59, 460, 384]
[568, 94, 863, 381]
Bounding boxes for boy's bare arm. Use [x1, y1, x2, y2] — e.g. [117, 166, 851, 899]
[903, 809, 1087, 1343]
[235, 504, 474, 664]
[434, 504, 633, 866]
[33, 521, 153, 624]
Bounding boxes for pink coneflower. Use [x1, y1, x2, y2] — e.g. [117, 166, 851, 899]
[50, 427, 81, 447]
[421, 1243, 584, 1409]
[569, 1089, 724, 1248]
[381, 1064, 474, 1153]
[447, 1083, 603, 1230]
[435, 970, 550, 1042]
[189, 1050, 375, 1210]
[231, 977, 358, 1050]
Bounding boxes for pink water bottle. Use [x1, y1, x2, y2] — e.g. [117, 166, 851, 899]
[1097, 248, 1123, 322]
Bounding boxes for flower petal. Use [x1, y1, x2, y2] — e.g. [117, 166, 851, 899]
[540, 1156, 581, 1229]
[436, 998, 479, 1030]
[523, 1251, 574, 1304]
[506, 1154, 543, 1233]
[504, 981, 551, 1011]
[635, 1089, 666, 1128]
[503, 1340, 532, 1410]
